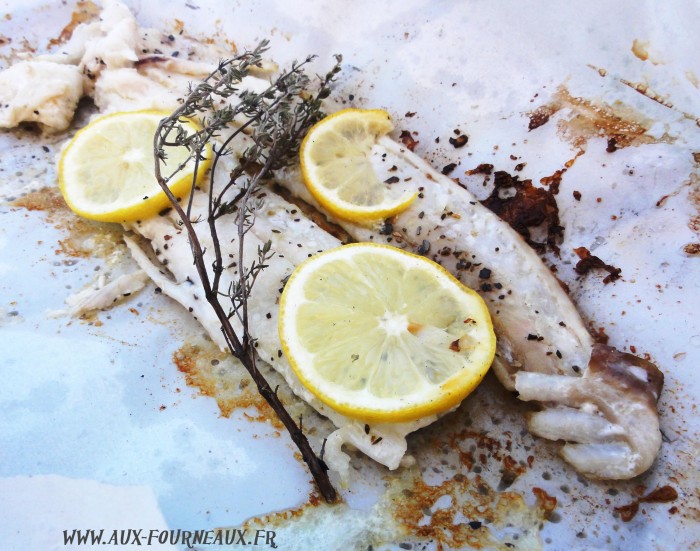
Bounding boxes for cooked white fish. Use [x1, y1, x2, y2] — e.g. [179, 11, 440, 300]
[1, 0, 662, 480]
[0, 61, 83, 132]
[122, 140, 440, 481]
[1, 0, 247, 126]
[275, 135, 665, 479]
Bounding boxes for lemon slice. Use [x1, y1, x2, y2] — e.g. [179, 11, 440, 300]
[279, 243, 496, 423]
[300, 108, 416, 221]
[58, 110, 210, 223]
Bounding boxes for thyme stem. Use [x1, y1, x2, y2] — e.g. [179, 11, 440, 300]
[153, 41, 342, 503]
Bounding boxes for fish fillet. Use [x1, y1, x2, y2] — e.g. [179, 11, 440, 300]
[123, 139, 441, 481]
[275, 135, 664, 479]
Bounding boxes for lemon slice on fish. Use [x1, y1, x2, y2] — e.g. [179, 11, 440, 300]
[279, 243, 496, 423]
[300, 108, 416, 221]
[59, 110, 210, 223]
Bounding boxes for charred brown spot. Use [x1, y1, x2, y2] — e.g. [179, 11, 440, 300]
[399, 130, 419, 151]
[466, 163, 494, 176]
[481, 171, 564, 256]
[441, 163, 457, 175]
[573, 246, 622, 284]
[449, 134, 469, 148]
[527, 106, 554, 131]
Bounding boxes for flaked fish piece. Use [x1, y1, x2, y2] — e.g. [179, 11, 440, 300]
[35, 0, 138, 86]
[48, 270, 149, 318]
[1, 0, 252, 127]
[123, 142, 437, 481]
[0, 61, 83, 132]
[517, 344, 663, 479]
[276, 135, 664, 479]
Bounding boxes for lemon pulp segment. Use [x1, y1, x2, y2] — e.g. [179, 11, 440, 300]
[300, 108, 416, 221]
[279, 243, 496, 423]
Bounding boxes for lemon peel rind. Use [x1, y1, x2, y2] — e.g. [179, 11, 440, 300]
[278, 242, 497, 424]
[58, 110, 211, 223]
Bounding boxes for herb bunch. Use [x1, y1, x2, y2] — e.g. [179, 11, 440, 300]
[153, 41, 342, 503]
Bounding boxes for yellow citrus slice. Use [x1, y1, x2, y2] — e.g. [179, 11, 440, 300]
[279, 243, 496, 423]
[300, 108, 416, 221]
[58, 110, 210, 223]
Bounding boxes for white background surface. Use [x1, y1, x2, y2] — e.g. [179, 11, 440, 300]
[1, 1, 699, 549]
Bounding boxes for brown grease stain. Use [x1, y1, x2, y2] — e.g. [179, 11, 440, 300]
[12, 187, 125, 259]
[529, 86, 672, 150]
[631, 39, 651, 63]
[47, 1, 100, 48]
[12, 186, 67, 213]
[391, 471, 555, 549]
[615, 485, 678, 522]
[173, 342, 284, 429]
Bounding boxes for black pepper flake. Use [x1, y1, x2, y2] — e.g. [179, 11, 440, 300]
[42, 145, 50, 153]
[278, 350, 283, 358]
[442, 162, 457, 175]
[418, 211, 425, 219]
[556, 350, 562, 359]
[364, 424, 370, 434]
[371, 436, 383, 445]
[449, 134, 469, 148]
[480, 283, 492, 292]
[478, 268, 492, 279]
[266, 313, 272, 319]
[468, 521, 482, 530]
[494, 282, 502, 289]
[573, 190, 582, 201]
[379, 221, 393, 235]
[559, 321, 566, 327]
[572, 365, 581, 373]
[417, 240, 431, 255]
[527, 334, 540, 341]
[384, 175, 400, 184]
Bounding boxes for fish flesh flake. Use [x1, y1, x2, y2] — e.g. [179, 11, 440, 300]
[275, 135, 665, 480]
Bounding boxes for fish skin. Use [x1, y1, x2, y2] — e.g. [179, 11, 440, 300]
[275, 135, 664, 479]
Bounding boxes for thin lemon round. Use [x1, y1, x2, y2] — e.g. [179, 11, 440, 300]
[58, 110, 210, 223]
[300, 108, 416, 222]
[279, 243, 496, 423]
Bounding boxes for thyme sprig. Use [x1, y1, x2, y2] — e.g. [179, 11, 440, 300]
[153, 41, 342, 503]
